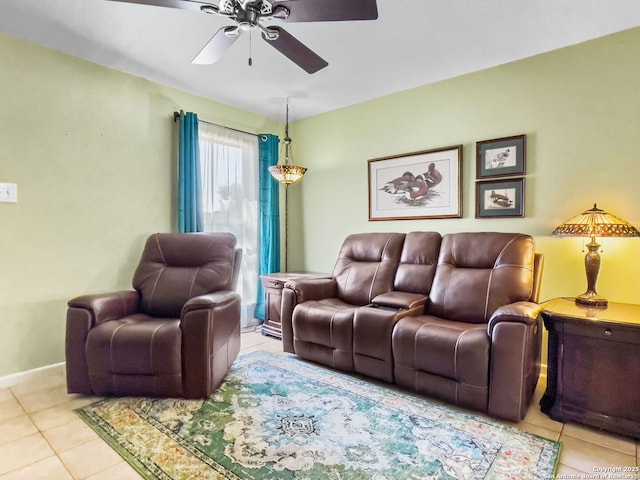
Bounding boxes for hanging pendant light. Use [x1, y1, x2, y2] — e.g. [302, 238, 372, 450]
[269, 98, 307, 185]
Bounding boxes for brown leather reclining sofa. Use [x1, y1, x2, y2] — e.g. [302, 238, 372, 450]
[280, 231, 544, 422]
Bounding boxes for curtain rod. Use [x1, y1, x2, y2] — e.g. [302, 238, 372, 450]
[173, 111, 258, 137]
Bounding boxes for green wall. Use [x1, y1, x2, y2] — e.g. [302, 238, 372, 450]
[2, 26, 640, 377]
[0, 33, 280, 377]
[289, 27, 640, 307]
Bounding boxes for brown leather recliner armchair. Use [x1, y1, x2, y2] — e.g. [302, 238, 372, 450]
[65, 232, 242, 399]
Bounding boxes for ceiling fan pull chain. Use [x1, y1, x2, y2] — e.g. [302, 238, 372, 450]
[248, 28, 253, 66]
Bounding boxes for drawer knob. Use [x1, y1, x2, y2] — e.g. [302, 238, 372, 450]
[604, 329, 612, 336]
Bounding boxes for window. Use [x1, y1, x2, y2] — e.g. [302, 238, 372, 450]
[198, 121, 259, 327]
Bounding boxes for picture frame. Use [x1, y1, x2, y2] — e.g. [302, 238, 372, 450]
[476, 178, 525, 218]
[476, 134, 526, 179]
[368, 145, 462, 221]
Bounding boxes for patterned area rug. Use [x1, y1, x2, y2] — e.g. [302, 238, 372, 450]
[76, 351, 560, 479]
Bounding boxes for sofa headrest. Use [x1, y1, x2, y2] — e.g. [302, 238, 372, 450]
[429, 232, 535, 323]
[133, 232, 237, 318]
[394, 231, 442, 294]
[332, 232, 405, 305]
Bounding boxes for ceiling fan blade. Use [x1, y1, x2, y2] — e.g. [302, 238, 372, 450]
[262, 26, 328, 74]
[106, 0, 216, 14]
[192, 27, 241, 64]
[271, 0, 378, 22]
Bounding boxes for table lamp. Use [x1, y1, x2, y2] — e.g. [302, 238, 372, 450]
[552, 203, 639, 307]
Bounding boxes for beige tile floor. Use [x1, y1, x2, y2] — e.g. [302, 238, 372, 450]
[1, 331, 638, 479]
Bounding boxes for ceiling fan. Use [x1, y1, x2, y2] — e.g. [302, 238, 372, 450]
[107, 0, 379, 73]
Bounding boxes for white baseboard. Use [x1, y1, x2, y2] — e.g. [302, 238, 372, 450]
[0, 362, 66, 389]
[0, 361, 549, 390]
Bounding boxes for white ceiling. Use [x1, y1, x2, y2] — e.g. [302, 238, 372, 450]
[2, 0, 640, 121]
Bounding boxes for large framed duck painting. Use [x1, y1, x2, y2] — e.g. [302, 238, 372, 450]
[368, 145, 462, 221]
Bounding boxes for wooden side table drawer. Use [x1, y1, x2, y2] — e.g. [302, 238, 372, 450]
[564, 320, 640, 344]
[262, 278, 286, 289]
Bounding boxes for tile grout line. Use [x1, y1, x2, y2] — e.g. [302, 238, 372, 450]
[20, 381, 76, 480]
[3, 334, 637, 478]
[0, 410, 61, 479]
[6, 384, 87, 480]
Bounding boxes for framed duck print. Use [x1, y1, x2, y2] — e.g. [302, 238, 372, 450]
[476, 178, 525, 218]
[476, 134, 526, 179]
[368, 145, 462, 221]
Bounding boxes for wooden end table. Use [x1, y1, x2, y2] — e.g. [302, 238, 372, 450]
[259, 272, 328, 339]
[540, 297, 640, 438]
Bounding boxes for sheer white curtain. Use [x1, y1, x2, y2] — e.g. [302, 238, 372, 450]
[198, 121, 259, 328]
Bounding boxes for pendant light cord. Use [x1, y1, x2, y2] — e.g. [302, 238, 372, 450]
[284, 97, 292, 165]
[285, 184, 289, 272]
[285, 98, 289, 139]
[284, 98, 290, 271]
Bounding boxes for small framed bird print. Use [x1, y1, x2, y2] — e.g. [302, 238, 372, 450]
[476, 178, 525, 218]
[476, 134, 526, 179]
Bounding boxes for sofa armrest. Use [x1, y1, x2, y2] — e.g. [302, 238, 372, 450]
[281, 278, 338, 353]
[68, 290, 140, 326]
[487, 301, 544, 336]
[284, 277, 338, 302]
[182, 291, 240, 315]
[487, 301, 544, 421]
[371, 292, 427, 311]
[66, 290, 140, 395]
[181, 291, 241, 398]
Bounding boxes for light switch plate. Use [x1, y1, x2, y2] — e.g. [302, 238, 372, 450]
[0, 183, 18, 203]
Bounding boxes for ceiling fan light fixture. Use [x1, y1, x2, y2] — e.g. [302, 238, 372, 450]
[271, 5, 289, 20]
[259, 1, 273, 15]
[219, 0, 236, 14]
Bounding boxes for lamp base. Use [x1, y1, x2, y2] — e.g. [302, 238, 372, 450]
[575, 291, 608, 307]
